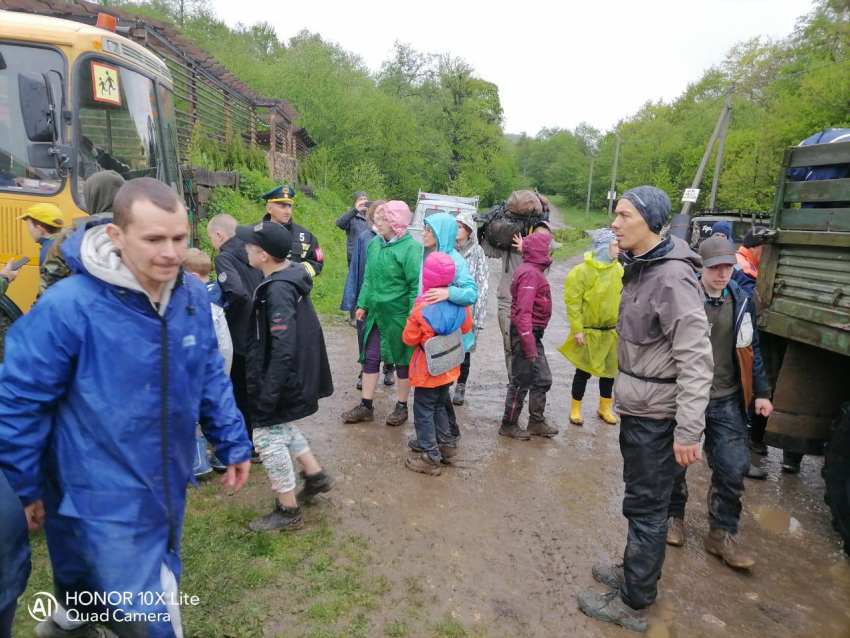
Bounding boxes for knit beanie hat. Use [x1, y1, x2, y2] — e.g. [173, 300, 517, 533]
[353, 191, 367, 203]
[592, 228, 617, 263]
[620, 186, 672, 234]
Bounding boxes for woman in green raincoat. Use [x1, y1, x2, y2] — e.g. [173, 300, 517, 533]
[343, 201, 423, 427]
[558, 228, 623, 426]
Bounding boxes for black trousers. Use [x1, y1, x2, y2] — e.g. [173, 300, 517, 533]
[458, 352, 472, 384]
[571, 368, 614, 400]
[230, 353, 253, 438]
[619, 414, 678, 610]
[503, 328, 552, 426]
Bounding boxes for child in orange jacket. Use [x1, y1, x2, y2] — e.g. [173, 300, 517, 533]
[403, 252, 472, 476]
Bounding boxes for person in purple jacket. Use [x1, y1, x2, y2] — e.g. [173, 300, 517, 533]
[499, 232, 557, 441]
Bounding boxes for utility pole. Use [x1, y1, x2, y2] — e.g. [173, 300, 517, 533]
[680, 92, 733, 217]
[708, 90, 734, 210]
[607, 136, 621, 221]
[585, 155, 595, 221]
[523, 155, 528, 180]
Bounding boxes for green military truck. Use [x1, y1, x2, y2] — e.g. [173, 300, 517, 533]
[755, 136, 850, 554]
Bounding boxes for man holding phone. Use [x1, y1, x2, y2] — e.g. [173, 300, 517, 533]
[0, 257, 23, 362]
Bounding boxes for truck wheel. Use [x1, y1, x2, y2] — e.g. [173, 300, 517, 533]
[824, 402, 850, 557]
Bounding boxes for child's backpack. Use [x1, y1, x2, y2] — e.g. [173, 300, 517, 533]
[423, 329, 465, 376]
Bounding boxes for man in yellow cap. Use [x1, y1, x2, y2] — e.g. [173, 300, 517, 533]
[18, 204, 65, 266]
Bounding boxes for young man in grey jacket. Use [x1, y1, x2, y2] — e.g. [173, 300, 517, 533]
[578, 186, 713, 633]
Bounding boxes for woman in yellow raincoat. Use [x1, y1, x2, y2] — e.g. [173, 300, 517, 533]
[558, 228, 623, 425]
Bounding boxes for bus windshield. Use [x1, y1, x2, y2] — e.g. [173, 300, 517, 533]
[75, 59, 181, 208]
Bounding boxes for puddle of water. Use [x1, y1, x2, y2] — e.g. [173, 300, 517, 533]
[753, 505, 803, 535]
[828, 562, 850, 589]
[646, 620, 670, 638]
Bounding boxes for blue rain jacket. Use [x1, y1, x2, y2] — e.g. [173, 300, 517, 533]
[341, 228, 377, 312]
[0, 227, 252, 630]
[423, 213, 478, 352]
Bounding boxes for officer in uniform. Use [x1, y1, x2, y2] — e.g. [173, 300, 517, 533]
[261, 185, 324, 277]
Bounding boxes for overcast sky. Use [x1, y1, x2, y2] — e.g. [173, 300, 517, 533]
[211, 0, 813, 135]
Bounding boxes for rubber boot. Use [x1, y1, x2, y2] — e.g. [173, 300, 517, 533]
[597, 397, 617, 424]
[570, 399, 584, 425]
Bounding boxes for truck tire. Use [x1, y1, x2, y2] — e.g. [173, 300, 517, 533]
[824, 401, 850, 556]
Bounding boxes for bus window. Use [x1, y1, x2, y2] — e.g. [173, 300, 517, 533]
[0, 43, 63, 194]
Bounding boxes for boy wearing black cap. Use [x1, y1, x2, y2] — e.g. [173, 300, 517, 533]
[236, 221, 335, 532]
[665, 236, 773, 569]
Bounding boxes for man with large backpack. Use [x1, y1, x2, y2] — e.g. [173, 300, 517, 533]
[479, 190, 549, 377]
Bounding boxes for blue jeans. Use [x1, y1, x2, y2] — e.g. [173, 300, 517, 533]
[668, 392, 750, 533]
[0, 601, 15, 638]
[411, 385, 458, 461]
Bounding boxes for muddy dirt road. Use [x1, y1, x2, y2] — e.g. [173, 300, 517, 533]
[281, 215, 849, 637]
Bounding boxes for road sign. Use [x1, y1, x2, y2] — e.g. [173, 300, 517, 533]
[607, 191, 617, 201]
[682, 188, 700, 203]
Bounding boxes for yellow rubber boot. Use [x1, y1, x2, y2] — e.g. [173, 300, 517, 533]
[569, 399, 584, 426]
[597, 397, 617, 424]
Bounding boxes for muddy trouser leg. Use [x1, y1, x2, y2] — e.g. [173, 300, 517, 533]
[503, 328, 532, 426]
[445, 392, 460, 439]
[253, 424, 309, 494]
[435, 384, 458, 447]
[571, 368, 592, 401]
[619, 414, 678, 611]
[704, 393, 750, 533]
[412, 386, 442, 462]
[528, 331, 552, 423]
[229, 353, 253, 438]
[458, 352, 472, 384]
[497, 302, 512, 378]
[667, 466, 689, 520]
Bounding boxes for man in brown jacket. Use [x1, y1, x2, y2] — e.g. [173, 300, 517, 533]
[578, 186, 713, 633]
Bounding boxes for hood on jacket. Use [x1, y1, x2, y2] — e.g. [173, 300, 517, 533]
[623, 236, 702, 271]
[455, 211, 479, 254]
[384, 200, 412, 238]
[261, 261, 314, 297]
[425, 212, 459, 253]
[83, 170, 124, 216]
[65, 224, 176, 315]
[522, 232, 553, 267]
[422, 300, 467, 336]
[421, 252, 456, 296]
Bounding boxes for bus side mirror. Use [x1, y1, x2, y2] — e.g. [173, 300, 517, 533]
[18, 72, 54, 142]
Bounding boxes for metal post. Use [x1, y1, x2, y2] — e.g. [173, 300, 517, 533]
[607, 136, 621, 221]
[585, 155, 595, 221]
[680, 97, 730, 217]
[708, 91, 734, 210]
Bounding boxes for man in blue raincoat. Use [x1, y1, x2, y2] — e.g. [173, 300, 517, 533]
[0, 178, 252, 638]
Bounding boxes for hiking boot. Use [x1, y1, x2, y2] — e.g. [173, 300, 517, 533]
[748, 438, 768, 456]
[385, 402, 408, 427]
[498, 422, 531, 441]
[343, 402, 374, 423]
[666, 517, 685, 547]
[296, 471, 335, 503]
[781, 451, 801, 474]
[597, 397, 618, 424]
[251, 447, 263, 464]
[745, 463, 768, 480]
[704, 528, 755, 569]
[452, 383, 466, 406]
[383, 369, 396, 386]
[527, 419, 559, 438]
[356, 371, 363, 391]
[569, 399, 584, 426]
[405, 453, 443, 476]
[35, 619, 108, 638]
[249, 500, 304, 532]
[209, 452, 226, 472]
[577, 588, 648, 633]
[592, 562, 625, 589]
[439, 443, 459, 459]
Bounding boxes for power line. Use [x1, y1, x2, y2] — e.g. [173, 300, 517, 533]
[622, 92, 729, 145]
[747, 55, 850, 89]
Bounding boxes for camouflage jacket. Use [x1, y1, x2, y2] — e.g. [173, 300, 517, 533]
[39, 215, 112, 298]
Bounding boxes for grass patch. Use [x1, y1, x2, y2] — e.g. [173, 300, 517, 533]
[13, 484, 387, 638]
[384, 619, 412, 637]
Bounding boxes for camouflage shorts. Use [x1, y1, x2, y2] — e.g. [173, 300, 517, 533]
[253, 423, 310, 494]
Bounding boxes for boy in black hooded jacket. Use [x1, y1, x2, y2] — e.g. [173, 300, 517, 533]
[236, 221, 335, 532]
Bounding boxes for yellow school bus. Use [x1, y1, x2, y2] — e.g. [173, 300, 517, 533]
[0, 11, 182, 314]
